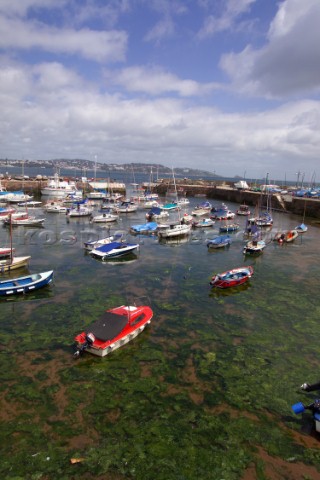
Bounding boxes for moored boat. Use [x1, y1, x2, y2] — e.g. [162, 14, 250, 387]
[219, 223, 239, 233]
[130, 222, 158, 234]
[0, 256, 31, 273]
[90, 241, 139, 260]
[207, 235, 231, 249]
[157, 222, 191, 238]
[236, 204, 251, 216]
[84, 234, 124, 251]
[273, 229, 298, 243]
[295, 223, 308, 233]
[0, 270, 53, 296]
[210, 266, 254, 288]
[243, 239, 266, 255]
[74, 304, 153, 357]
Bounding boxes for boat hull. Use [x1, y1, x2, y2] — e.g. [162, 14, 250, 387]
[0, 270, 53, 296]
[74, 305, 153, 357]
[210, 266, 254, 289]
[0, 256, 31, 273]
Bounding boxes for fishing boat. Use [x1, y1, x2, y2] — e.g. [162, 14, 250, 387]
[210, 266, 254, 289]
[90, 241, 139, 260]
[73, 303, 153, 358]
[273, 229, 298, 244]
[207, 235, 232, 249]
[0, 270, 53, 296]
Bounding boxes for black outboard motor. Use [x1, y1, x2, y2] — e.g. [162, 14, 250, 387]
[291, 380, 320, 433]
[73, 332, 95, 358]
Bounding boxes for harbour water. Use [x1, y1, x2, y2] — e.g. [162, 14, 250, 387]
[0, 193, 320, 479]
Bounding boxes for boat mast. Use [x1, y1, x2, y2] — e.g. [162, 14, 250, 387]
[9, 213, 13, 264]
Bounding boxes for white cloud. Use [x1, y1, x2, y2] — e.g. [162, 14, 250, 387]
[0, 0, 67, 17]
[220, 0, 320, 98]
[197, 0, 256, 38]
[105, 66, 221, 96]
[0, 13, 127, 63]
[1, 58, 320, 178]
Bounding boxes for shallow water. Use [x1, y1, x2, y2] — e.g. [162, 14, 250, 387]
[0, 196, 320, 479]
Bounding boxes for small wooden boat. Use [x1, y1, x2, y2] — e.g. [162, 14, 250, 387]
[273, 229, 298, 243]
[0, 270, 53, 296]
[74, 304, 153, 357]
[90, 241, 139, 260]
[243, 239, 266, 255]
[207, 235, 231, 249]
[210, 266, 254, 289]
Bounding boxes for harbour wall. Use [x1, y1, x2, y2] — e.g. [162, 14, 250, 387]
[154, 182, 320, 220]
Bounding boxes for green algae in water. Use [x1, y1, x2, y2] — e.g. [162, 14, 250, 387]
[1, 206, 320, 478]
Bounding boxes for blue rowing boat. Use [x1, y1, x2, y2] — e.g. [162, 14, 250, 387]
[0, 270, 54, 296]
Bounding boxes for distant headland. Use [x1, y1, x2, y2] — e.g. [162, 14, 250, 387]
[0, 158, 221, 179]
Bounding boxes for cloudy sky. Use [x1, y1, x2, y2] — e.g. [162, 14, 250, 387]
[1, 0, 320, 180]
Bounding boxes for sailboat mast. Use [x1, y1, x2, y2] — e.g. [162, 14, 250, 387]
[9, 214, 13, 264]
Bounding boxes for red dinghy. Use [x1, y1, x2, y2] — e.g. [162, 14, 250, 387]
[210, 266, 254, 289]
[74, 304, 153, 357]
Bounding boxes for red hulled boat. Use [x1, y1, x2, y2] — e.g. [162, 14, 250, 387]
[74, 304, 153, 357]
[210, 266, 254, 289]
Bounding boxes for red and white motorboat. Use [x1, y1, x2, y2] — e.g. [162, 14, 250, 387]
[74, 304, 153, 357]
[210, 266, 254, 289]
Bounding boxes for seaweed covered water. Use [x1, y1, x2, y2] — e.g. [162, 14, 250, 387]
[0, 195, 320, 480]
